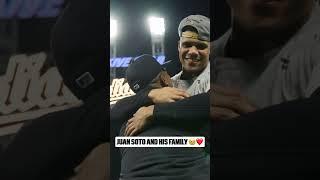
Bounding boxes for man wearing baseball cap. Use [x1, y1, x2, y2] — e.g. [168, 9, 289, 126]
[173, 14, 210, 95]
[114, 15, 210, 179]
[125, 14, 210, 139]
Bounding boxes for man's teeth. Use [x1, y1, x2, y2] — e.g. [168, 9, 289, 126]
[186, 58, 200, 62]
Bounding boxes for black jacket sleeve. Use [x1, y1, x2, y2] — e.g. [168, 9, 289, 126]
[111, 87, 153, 121]
[152, 93, 210, 129]
[110, 88, 152, 180]
[110, 88, 152, 138]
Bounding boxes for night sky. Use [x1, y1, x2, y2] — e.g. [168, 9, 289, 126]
[110, 0, 211, 64]
[5, 0, 232, 58]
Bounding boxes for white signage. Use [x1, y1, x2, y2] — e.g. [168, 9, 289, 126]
[110, 78, 135, 105]
[0, 52, 82, 135]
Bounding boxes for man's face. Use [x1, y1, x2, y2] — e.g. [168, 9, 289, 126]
[178, 33, 210, 76]
[226, 0, 313, 33]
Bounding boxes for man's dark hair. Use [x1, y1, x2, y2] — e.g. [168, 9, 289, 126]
[181, 25, 198, 34]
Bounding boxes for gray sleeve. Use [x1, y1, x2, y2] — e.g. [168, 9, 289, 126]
[306, 44, 320, 97]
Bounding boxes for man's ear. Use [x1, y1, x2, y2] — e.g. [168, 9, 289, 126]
[160, 71, 173, 87]
[177, 40, 181, 51]
[159, 72, 167, 87]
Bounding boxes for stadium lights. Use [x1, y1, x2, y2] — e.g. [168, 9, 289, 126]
[148, 16, 165, 36]
[110, 18, 118, 39]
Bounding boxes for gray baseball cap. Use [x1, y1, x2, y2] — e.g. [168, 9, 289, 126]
[178, 15, 210, 41]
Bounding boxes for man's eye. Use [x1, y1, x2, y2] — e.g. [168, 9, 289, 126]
[182, 43, 192, 48]
[197, 44, 207, 50]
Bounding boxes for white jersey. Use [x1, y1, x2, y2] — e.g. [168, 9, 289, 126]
[171, 62, 210, 96]
[213, 5, 320, 108]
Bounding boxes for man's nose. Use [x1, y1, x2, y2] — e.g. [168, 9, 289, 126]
[188, 46, 199, 55]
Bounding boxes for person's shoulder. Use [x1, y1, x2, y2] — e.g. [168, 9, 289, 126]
[111, 87, 151, 107]
[197, 62, 210, 79]
[112, 95, 137, 108]
[292, 6, 320, 43]
[171, 71, 183, 81]
[307, 5, 320, 32]
[281, 6, 320, 63]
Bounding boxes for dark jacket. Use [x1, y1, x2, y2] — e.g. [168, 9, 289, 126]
[111, 89, 210, 180]
[0, 88, 108, 180]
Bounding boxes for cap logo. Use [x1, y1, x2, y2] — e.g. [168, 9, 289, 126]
[133, 83, 140, 91]
[181, 31, 199, 39]
[76, 72, 95, 89]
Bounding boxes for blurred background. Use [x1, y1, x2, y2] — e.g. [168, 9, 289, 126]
[212, 0, 231, 39]
[0, 0, 82, 152]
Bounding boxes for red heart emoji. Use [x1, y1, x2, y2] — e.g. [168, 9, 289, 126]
[196, 138, 203, 145]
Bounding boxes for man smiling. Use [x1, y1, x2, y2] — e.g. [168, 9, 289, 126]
[116, 15, 211, 180]
[125, 15, 211, 137]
